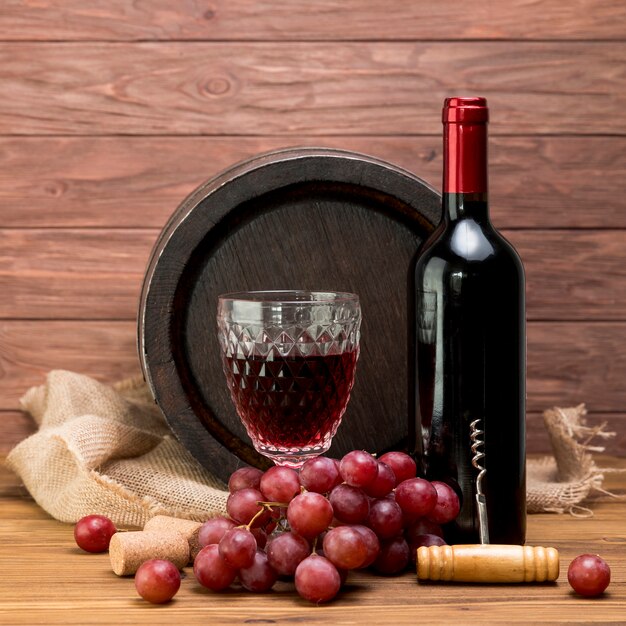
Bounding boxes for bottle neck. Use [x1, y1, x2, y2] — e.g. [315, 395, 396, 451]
[444, 192, 489, 222]
[443, 119, 489, 222]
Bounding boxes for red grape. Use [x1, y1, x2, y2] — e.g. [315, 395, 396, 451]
[194, 544, 237, 590]
[407, 534, 447, 564]
[329, 484, 369, 524]
[260, 466, 301, 503]
[364, 462, 396, 498]
[218, 527, 257, 569]
[330, 458, 343, 487]
[226, 488, 268, 526]
[395, 478, 438, 521]
[428, 481, 461, 524]
[295, 555, 341, 603]
[413, 533, 446, 548]
[266, 532, 310, 576]
[239, 550, 278, 592]
[367, 499, 404, 539]
[287, 492, 334, 539]
[378, 451, 417, 486]
[74, 515, 117, 553]
[352, 525, 380, 568]
[228, 466, 264, 493]
[250, 526, 268, 550]
[405, 518, 444, 542]
[339, 450, 378, 488]
[323, 526, 367, 570]
[373, 536, 410, 575]
[197, 516, 236, 547]
[567, 554, 611, 597]
[299, 457, 340, 493]
[134, 559, 180, 604]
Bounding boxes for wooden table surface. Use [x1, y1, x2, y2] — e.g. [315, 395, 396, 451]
[1, 456, 625, 625]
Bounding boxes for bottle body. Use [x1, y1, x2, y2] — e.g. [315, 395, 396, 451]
[410, 98, 526, 544]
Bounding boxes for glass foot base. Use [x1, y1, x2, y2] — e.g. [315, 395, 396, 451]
[256, 444, 331, 469]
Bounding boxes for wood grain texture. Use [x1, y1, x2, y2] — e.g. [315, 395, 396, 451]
[0, 43, 624, 135]
[528, 322, 626, 413]
[3, 229, 626, 321]
[0, 320, 624, 415]
[1, 0, 624, 41]
[1, 136, 624, 229]
[0, 229, 155, 320]
[0, 322, 140, 411]
[509, 230, 626, 321]
[1, 457, 625, 624]
[1, 0, 624, 473]
[0, 411, 36, 453]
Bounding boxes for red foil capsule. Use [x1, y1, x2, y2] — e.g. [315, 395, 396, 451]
[443, 97, 489, 194]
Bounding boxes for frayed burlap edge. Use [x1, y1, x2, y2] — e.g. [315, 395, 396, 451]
[527, 404, 625, 515]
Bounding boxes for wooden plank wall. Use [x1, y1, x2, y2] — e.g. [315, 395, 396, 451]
[1, 1, 625, 456]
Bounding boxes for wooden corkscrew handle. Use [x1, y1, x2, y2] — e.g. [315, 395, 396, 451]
[417, 544, 560, 583]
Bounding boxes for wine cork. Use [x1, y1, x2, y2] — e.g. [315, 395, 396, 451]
[109, 531, 189, 576]
[143, 515, 203, 561]
[417, 544, 560, 583]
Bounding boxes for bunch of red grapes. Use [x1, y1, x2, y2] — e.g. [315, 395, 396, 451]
[194, 450, 460, 603]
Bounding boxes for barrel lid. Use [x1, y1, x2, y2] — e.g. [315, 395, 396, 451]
[138, 147, 440, 481]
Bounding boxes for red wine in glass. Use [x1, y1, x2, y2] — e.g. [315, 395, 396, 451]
[222, 350, 358, 458]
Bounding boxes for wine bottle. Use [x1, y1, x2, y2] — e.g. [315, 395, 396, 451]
[410, 97, 526, 544]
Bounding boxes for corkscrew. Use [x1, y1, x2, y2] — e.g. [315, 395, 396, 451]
[470, 418, 490, 545]
[416, 417, 561, 583]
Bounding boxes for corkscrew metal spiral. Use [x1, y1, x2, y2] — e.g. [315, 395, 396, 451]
[470, 418, 490, 544]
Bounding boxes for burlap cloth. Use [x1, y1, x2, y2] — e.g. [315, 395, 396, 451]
[6, 370, 621, 526]
[6, 371, 228, 527]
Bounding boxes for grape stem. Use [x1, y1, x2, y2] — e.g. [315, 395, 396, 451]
[257, 500, 289, 509]
[245, 507, 267, 530]
[243, 500, 289, 530]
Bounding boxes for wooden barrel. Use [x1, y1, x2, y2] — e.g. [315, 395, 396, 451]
[138, 147, 440, 483]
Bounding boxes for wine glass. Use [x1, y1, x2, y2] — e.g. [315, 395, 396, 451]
[217, 290, 361, 468]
